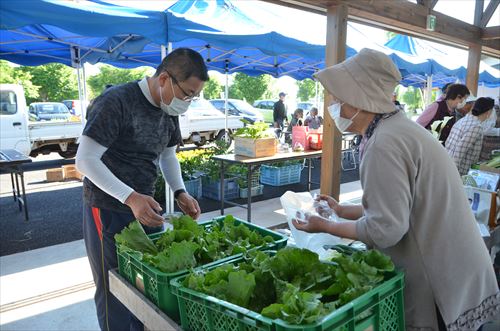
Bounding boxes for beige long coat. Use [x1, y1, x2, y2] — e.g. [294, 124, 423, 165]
[355, 112, 499, 330]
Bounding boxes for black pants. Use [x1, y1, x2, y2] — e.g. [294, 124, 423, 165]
[83, 203, 160, 331]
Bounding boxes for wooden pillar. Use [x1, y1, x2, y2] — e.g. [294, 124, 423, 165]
[466, 43, 481, 96]
[320, 4, 347, 201]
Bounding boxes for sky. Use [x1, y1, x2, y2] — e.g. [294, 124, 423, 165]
[87, 0, 499, 101]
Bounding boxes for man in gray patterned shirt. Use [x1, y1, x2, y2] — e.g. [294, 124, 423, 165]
[76, 48, 208, 331]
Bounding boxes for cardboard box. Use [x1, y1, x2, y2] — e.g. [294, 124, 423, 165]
[46, 168, 64, 182]
[479, 164, 500, 175]
[234, 137, 276, 158]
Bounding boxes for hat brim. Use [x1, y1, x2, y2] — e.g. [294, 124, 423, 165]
[315, 63, 396, 114]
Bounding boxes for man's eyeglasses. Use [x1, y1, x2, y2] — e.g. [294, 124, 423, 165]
[168, 73, 199, 102]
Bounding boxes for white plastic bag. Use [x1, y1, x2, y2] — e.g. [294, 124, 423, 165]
[280, 191, 342, 258]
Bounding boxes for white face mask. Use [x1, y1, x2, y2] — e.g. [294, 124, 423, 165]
[160, 78, 190, 116]
[481, 110, 496, 130]
[456, 98, 467, 110]
[328, 102, 360, 132]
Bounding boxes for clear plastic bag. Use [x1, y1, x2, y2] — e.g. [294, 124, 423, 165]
[280, 191, 342, 258]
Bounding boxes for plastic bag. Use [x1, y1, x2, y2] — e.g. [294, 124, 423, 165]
[280, 191, 342, 258]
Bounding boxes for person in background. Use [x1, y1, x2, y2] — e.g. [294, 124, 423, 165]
[446, 97, 496, 176]
[304, 107, 323, 129]
[416, 83, 470, 142]
[273, 91, 287, 130]
[436, 82, 452, 102]
[293, 48, 499, 330]
[287, 108, 304, 131]
[455, 94, 476, 121]
[76, 48, 207, 331]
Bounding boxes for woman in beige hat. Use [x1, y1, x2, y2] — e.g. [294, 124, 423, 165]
[293, 48, 499, 330]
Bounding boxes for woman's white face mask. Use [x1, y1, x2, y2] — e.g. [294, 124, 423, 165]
[328, 102, 360, 132]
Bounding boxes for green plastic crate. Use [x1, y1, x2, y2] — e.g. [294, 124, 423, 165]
[170, 254, 405, 331]
[116, 216, 288, 322]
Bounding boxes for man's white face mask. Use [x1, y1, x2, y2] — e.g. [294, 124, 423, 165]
[159, 78, 191, 116]
[328, 102, 360, 132]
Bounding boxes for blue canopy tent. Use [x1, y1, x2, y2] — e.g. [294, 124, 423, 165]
[385, 34, 500, 89]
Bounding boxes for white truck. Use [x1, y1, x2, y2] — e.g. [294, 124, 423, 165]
[0, 84, 243, 158]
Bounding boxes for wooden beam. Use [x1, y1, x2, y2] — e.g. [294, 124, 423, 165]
[480, 0, 499, 28]
[474, 0, 484, 26]
[430, 0, 439, 9]
[466, 44, 481, 96]
[263, 0, 494, 51]
[482, 26, 500, 40]
[320, 4, 347, 201]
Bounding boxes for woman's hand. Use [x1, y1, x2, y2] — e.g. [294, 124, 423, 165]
[292, 213, 333, 234]
[315, 194, 343, 218]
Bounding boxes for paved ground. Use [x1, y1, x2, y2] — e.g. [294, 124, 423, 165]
[0, 155, 359, 256]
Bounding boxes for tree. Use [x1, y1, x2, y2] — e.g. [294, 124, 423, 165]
[386, 31, 398, 42]
[228, 73, 270, 103]
[203, 76, 223, 99]
[0, 60, 39, 101]
[296, 78, 316, 101]
[401, 86, 423, 112]
[87, 65, 153, 98]
[19, 63, 79, 103]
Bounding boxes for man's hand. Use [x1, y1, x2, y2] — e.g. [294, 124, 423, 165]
[176, 192, 201, 219]
[125, 191, 164, 227]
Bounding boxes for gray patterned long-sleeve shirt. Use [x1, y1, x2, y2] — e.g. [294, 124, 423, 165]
[445, 114, 483, 176]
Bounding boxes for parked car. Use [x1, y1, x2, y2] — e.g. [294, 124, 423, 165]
[29, 102, 72, 122]
[297, 102, 316, 113]
[252, 99, 276, 123]
[253, 99, 275, 110]
[179, 98, 244, 146]
[62, 99, 89, 116]
[2, 85, 83, 158]
[209, 99, 264, 124]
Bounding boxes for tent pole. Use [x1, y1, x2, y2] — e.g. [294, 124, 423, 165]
[425, 74, 433, 106]
[161, 44, 173, 217]
[81, 64, 88, 120]
[315, 79, 319, 112]
[76, 64, 84, 125]
[224, 71, 229, 140]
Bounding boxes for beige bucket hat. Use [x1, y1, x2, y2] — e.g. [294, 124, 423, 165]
[315, 48, 402, 114]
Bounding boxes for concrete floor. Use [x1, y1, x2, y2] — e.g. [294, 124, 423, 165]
[1, 178, 499, 330]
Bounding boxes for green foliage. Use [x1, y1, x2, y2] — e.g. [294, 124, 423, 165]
[0, 61, 40, 101]
[116, 215, 275, 274]
[401, 86, 423, 112]
[183, 247, 394, 325]
[229, 73, 271, 104]
[19, 63, 79, 103]
[385, 31, 398, 42]
[296, 79, 316, 102]
[87, 65, 152, 98]
[201, 140, 234, 181]
[233, 120, 275, 139]
[114, 220, 158, 255]
[203, 76, 223, 99]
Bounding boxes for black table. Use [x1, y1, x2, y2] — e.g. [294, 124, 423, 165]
[0, 149, 32, 221]
[213, 150, 322, 222]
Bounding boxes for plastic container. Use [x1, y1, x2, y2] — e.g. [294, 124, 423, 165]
[260, 164, 303, 186]
[184, 177, 202, 199]
[239, 184, 264, 198]
[170, 253, 405, 331]
[117, 217, 288, 322]
[202, 177, 240, 200]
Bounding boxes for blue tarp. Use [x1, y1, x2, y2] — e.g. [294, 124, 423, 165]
[385, 34, 500, 88]
[1, 0, 498, 86]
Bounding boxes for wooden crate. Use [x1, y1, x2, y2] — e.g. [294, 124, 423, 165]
[234, 137, 276, 158]
[46, 168, 64, 182]
[62, 165, 83, 180]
